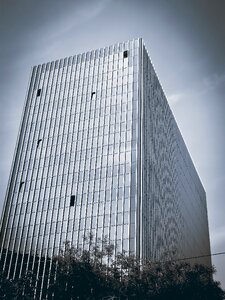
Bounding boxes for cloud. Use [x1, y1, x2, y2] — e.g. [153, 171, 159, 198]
[167, 93, 185, 105]
[45, 0, 112, 40]
[168, 72, 225, 107]
[202, 73, 225, 91]
[77, 0, 111, 19]
[211, 226, 225, 249]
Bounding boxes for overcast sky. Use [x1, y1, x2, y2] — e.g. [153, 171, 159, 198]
[1, 0, 225, 288]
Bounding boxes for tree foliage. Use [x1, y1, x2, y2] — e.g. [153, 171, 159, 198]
[0, 270, 35, 300]
[1, 236, 224, 299]
[49, 237, 225, 300]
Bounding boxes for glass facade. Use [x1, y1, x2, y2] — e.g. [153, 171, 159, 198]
[140, 45, 211, 265]
[0, 38, 211, 298]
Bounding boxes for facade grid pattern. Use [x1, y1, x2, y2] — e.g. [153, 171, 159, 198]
[140, 45, 211, 265]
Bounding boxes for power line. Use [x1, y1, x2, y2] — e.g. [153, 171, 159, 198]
[170, 251, 225, 262]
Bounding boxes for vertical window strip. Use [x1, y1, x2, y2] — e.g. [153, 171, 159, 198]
[30, 60, 61, 289]
[0, 66, 38, 271]
[6, 64, 44, 278]
[70, 56, 84, 247]
[80, 53, 94, 248]
[108, 44, 117, 251]
[76, 51, 92, 249]
[25, 61, 57, 279]
[17, 62, 51, 278]
[48, 58, 70, 259]
[18, 62, 51, 282]
[39, 59, 72, 298]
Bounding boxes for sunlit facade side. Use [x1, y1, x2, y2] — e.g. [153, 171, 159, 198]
[0, 38, 211, 298]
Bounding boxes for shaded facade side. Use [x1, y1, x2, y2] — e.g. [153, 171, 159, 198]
[140, 41, 211, 266]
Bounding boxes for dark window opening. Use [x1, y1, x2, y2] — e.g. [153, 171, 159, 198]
[19, 182, 24, 193]
[91, 92, 96, 99]
[70, 195, 75, 207]
[123, 50, 128, 58]
[37, 89, 41, 97]
[37, 139, 42, 148]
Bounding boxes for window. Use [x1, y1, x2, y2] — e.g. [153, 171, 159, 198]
[37, 139, 42, 148]
[70, 195, 75, 206]
[19, 182, 24, 193]
[37, 89, 41, 97]
[123, 50, 128, 58]
[91, 92, 96, 99]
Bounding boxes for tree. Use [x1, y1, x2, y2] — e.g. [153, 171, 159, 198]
[0, 270, 16, 300]
[49, 235, 117, 299]
[49, 239, 225, 300]
[0, 270, 35, 300]
[1, 238, 224, 300]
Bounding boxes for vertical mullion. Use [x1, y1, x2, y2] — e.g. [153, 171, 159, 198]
[70, 56, 83, 248]
[76, 53, 89, 249]
[65, 55, 80, 248]
[97, 46, 109, 249]
[79, 53, 93, 249]
[74, 55, 86, 248]
[75, 53, 89, 249]
[109, 43, 118, 254]
[89, 49, 103, 247]
[68, 56, 81, 248]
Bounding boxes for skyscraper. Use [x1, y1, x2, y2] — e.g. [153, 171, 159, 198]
[0, 38, 211, 298]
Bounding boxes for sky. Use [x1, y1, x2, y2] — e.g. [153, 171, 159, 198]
[0, 0, 225, 288]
